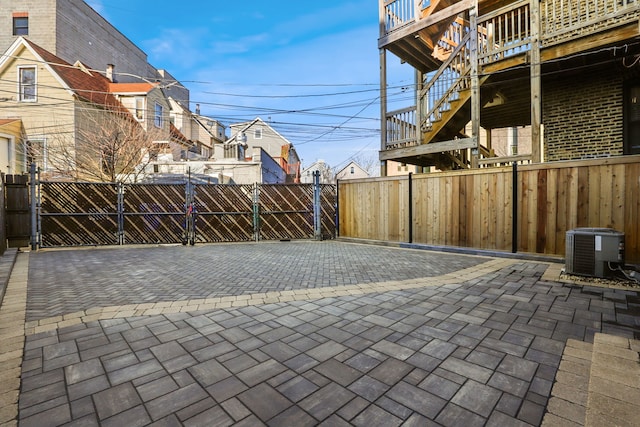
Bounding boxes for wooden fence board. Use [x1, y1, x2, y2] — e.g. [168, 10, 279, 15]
[611, 164, 625, 231]
[545, 169, 560, 254]
[624, 164, 640, 262]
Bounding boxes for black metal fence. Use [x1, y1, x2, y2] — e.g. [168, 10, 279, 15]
[37, 179, 336, 248]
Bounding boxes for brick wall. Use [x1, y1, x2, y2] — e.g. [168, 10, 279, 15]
[543, 67, 624, 161]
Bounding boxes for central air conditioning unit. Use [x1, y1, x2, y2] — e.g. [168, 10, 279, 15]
[565, 228, 625, 278]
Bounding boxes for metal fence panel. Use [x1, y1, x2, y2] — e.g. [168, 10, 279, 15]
[37, 180, 336, 247]
[195, 184, 254, 242]
[40, 182, 119, 246]
[259, 184, 315, 240]
[122, 184, 185, 244]
[320, 184, 337, 240]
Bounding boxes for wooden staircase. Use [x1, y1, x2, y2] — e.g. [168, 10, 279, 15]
[417, 12, 496, 170]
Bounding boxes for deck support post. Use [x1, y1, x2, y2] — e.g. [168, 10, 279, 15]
[380, 48, 388, 176]
[470, 2, 480, 168]
[416, 69, 423, 147]
[530, 0, 542, 163]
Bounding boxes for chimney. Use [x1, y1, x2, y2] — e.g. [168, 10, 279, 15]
[106, 64, 115, 82]
[195, 104, 200, 115]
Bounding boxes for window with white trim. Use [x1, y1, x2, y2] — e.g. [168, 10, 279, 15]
[135, 97, 144, 121]
[18, 66, 36, 102]
[254, 127, 262, 139]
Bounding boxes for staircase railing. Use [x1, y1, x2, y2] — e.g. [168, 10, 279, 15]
[420, 29, 471, 133]
[434, 16, 468, 59]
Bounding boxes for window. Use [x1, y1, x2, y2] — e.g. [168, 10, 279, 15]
[625, 81, 640, 155]
[19, 66, 36, 101]
[254, 128, 262, 139]
[13, 16, 28, 36]
[350, 166, 355, 174]
[154, 103, 163, 128]
[135, 97, 144, 121]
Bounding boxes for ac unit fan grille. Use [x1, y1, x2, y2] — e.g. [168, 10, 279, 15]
[572, 234, 596, 275]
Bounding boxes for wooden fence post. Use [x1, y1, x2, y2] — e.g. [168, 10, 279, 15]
[408, 173, 413, 243]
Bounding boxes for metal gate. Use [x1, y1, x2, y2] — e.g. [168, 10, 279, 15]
[122, 184, 185, 244]
[37, 179, 336, 247]
[40, 181, 119, 246]
[4, 174, 30, 248]
[195, 184, 254, 242]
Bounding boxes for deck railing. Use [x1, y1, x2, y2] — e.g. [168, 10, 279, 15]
[382, 0, 431, 32]
[478, 0, 531, 63]
[542, 0, 640, 46]
[385, 106, 418, 148]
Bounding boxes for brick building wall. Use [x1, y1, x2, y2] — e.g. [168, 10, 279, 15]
[543, 67, 624, 161]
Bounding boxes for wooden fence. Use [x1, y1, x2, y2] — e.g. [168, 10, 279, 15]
[338, 155, 640, 264]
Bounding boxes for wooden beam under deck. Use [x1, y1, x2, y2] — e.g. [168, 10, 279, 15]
[541, 22, 640, 63]
[380, 137, 478, 162]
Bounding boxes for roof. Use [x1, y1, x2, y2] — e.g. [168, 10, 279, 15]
[20, 38, 123, 109]
[170, 122, 191, 146]
[109, 82, 158, 94]
[228, 117, 292, 146]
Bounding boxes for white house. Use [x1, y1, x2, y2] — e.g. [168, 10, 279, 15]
[335, 161, 370, 181]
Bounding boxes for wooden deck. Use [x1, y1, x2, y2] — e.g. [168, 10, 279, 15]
[379, 0, 640, 168]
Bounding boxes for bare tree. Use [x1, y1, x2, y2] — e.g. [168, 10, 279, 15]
[32, 104, 168, 182]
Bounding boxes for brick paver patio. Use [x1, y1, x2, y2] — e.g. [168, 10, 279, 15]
[0, 241, 638, 426]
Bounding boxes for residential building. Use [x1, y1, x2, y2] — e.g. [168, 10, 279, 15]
[300, 160, 334, 184]
[335, 161, 370, 181]
[0, 0, 174, 88]
[0, 119, 27, 175]
[379, 0, 640, 173]
[0, 1, 232, 181]
[0, 37, 174, 181]
[168, 100, 227, 160]
[228, 118, 302, 183]
[142, 147, 285, 185]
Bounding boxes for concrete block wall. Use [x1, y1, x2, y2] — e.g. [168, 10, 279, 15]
[1, 0, 156, 84]
[0, 0, 57, 56]
[543, 67, 624, 161]
[55, 0, 155, 82]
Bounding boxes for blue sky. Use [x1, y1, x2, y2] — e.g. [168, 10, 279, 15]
[87, 1, 412, 171]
